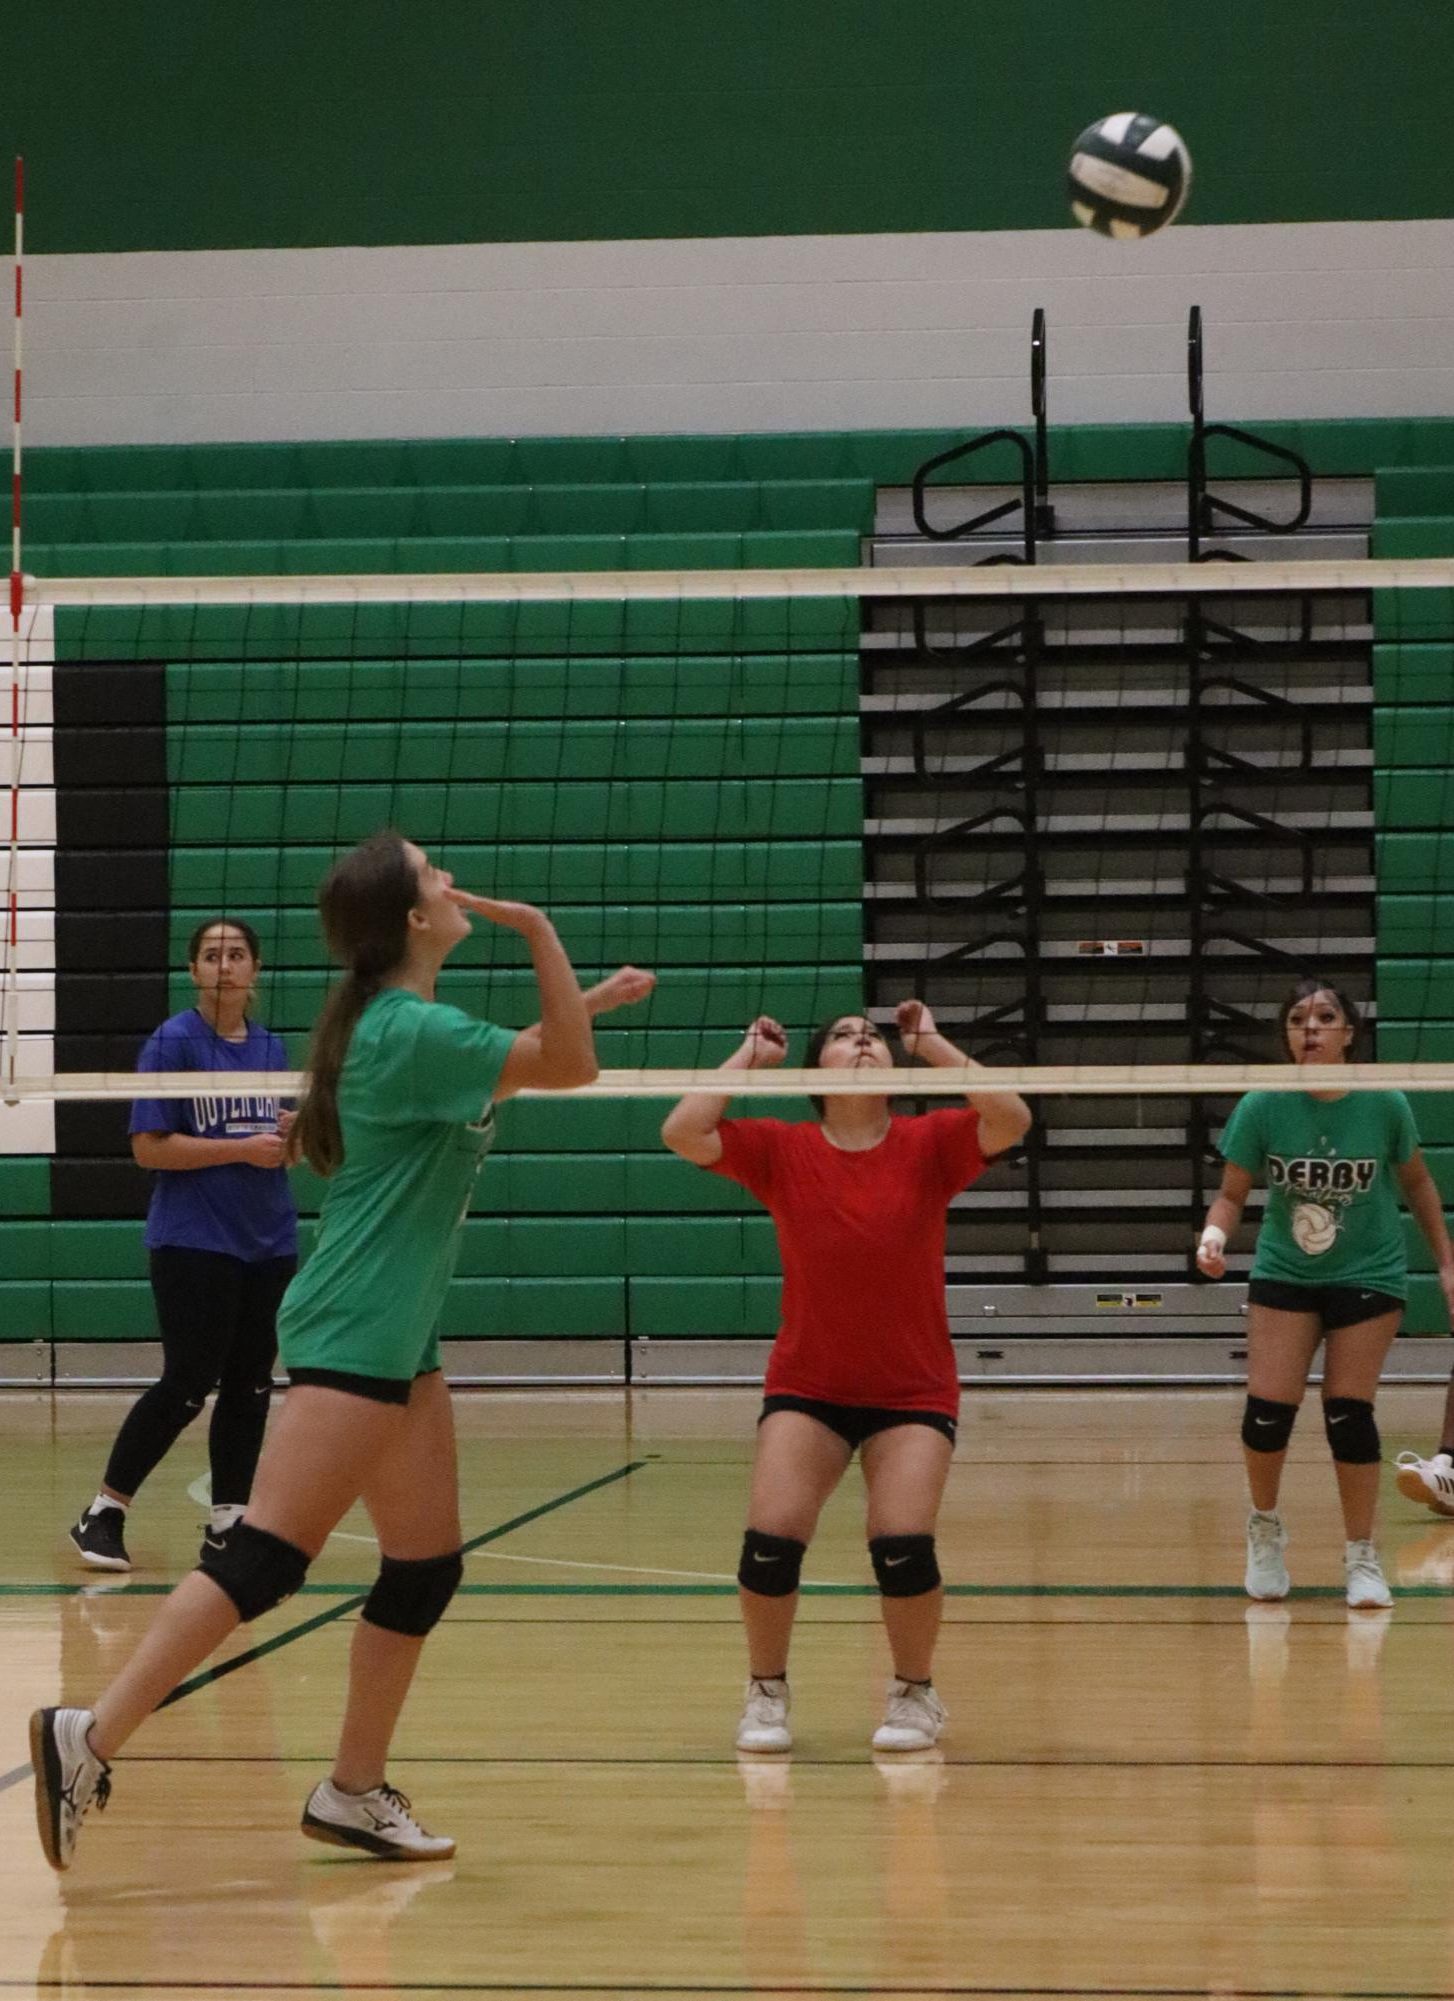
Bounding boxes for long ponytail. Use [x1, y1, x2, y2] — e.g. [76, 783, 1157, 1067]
[293, 830, 419, 1177]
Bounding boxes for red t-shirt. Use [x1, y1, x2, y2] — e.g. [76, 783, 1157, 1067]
[707, 1110, 987, 1416]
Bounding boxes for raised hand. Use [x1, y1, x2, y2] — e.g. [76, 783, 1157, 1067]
[444, 889, 551, 937]
[737, 1016, 788, 1068]
[895, 997, 939, 1047]
[588, 966, 657, 1016]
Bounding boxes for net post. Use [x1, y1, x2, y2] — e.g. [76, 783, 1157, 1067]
[4, 155, 22, 1099]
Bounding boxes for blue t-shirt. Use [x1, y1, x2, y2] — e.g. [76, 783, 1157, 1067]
[130, 1010, 298, 1263]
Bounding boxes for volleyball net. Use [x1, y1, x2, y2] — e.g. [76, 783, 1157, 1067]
[7, 555, 1454, 1108]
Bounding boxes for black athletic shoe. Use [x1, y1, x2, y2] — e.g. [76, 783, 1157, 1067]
[29, 1707, 111, 1871]
[68, 1508, 131, 1572]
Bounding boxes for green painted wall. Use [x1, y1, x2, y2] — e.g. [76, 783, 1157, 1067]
[4, 2, 1452, 254]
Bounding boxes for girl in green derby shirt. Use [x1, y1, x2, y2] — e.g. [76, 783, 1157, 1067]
[1196, 978, 1454, 1612]
[30, 830, 653, 1873]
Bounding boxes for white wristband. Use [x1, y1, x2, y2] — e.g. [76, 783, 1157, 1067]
[1199, 1225, 1227, 1256]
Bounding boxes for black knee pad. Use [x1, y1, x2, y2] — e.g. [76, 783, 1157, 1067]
[361, 1550, 464, 1637]
[1241, 1395, 1298, 1453]
[1324, 1396, 1381, 1465]
[737, 1529, 805, 1598]
[198, 1521, 310, 1622]
[869, 1533, 941, 1598]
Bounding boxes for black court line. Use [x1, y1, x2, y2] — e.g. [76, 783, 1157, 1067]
[433, 1613, 1446, 1628]
[8, 1980, 1454, 1997]
[159, 1460, 645, 1706]
[0, 1460, 643, 1801]
[5, 1580, 1454, 1599]
[112, 1752, 1454, 1770]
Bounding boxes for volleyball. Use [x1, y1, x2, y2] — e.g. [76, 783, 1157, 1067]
[1067, 113, 1191, 239]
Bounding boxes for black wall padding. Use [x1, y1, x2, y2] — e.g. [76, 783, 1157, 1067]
[50, 662, 170, 1218]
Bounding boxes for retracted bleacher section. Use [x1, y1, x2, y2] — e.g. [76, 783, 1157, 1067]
[1373, 466, 1454, 1331]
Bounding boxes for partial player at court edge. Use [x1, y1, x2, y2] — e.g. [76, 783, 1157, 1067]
[67, 919, 298, 1574]
[1196, 979, 1454, 1609]
[661, 1002, 1031, 1756]
[30, 831, 654, 1872]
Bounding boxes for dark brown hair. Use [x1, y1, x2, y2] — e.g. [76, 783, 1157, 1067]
[187, 917, 262, 966]
[803, 1013, 886, 1119]
[1277, 977, 1363, 1061]
[293, 831, 420, 1176]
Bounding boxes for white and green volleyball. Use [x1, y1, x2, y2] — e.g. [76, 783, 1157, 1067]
[1067, 113, 1191, 239]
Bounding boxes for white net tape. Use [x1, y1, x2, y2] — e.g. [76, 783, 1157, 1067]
[6, 1062, 1454, 1104]
[25, 555, 1454, 608]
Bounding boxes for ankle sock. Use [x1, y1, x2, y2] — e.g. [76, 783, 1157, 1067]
[89, 1492, 127, 1517]
[209, 1503, 245, 1534]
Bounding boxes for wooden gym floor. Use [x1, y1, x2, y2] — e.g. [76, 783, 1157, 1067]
[4, 1383, 1454, 1999]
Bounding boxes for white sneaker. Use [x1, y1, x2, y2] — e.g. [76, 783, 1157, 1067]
[301, 1779, 456, 1860]
[1244, 1509, 1290, 1601]
[872, 1678, 947, 1752]
[1395, 1450, 1454, 1518]
[1345, 1539, 1393, 1610]
[735, 1677, 792, 1753]
[29, 1707, 111, 1872]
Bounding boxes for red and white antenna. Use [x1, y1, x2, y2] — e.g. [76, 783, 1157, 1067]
[5, 155, 22, 1095]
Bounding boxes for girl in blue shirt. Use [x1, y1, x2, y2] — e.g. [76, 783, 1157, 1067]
[67, 919, 298, 1571]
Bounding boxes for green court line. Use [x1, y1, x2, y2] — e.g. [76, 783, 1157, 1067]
[4, 1580, 1453, 1599]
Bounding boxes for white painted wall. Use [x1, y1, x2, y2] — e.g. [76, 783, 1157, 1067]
[22, 220, 1454, 448]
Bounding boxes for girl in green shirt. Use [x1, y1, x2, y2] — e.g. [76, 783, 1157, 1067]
[31, 829, 653, 1873]
[1196, 978, 1454, 1611]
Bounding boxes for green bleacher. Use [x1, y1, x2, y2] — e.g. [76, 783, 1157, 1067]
[26, 416, 1454, 498]
[16, 420, 1454, 1357]
[17, 442, 875, 1353]
[1372, 476, 1454, 1330]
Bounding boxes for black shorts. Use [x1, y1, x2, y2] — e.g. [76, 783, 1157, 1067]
[1246, 1278, 1404, 1334]
[759, 1394, 957, 1450]
[287, 1364, 441, 1408]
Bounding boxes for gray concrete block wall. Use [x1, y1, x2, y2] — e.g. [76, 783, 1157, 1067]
[25, 220, 1454, 447]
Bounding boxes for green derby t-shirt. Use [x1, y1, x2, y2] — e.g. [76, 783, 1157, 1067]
[278, 988, 516, 1379]
[1217, 1089, 1419, 1296]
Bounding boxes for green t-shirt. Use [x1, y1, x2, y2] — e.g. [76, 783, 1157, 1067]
[277, 988, 516, 1379]
[1217, 1088, 1419, 1297]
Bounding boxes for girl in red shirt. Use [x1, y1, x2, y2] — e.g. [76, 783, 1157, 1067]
[662, 1003, 1030, 1756]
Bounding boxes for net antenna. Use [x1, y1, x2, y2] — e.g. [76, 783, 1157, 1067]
[4, 156, 23, 1102]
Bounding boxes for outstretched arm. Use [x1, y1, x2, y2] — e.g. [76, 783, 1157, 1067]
[503, 965, 657, 1081]
[894, 999, 1032, 1157]
[661, 1017, 787, 1167]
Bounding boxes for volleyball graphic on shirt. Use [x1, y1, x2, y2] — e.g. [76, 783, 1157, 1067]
[1290, 1202, 1340, 1256]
